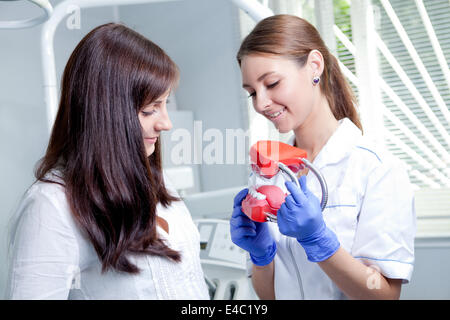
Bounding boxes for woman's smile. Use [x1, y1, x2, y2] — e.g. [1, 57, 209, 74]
[263, 106, 286, 120]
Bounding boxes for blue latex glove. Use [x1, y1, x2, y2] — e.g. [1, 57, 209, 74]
[230, 188, 277, 266]
[277, 176, 340, 262]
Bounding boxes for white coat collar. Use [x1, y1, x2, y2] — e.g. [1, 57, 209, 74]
[287, 118, 362, 169]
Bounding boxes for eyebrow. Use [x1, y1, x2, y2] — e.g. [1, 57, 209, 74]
[152, 96, 170, 105]
[242, 71, 275, 88]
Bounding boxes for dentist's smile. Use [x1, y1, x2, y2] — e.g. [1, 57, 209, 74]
[264, 106, 286, 120]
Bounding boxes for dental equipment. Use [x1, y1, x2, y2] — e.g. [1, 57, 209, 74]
[0, 0, 53, 29]
[196, 219, 257, 300]
[230, 0, 273, 22]
[242, 140, 328, 222]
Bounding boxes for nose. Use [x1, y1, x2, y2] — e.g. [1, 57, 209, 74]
[253, 91, 271, 113]
[154, 109, 173, 132]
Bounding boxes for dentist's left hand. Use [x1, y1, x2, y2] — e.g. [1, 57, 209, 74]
[277, 176, 340, 262]
[230, 189, 277, 266]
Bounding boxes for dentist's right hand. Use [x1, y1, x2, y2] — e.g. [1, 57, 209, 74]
[230, 189, 277, 266]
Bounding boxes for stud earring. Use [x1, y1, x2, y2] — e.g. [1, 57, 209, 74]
[312, 76, 320, 85]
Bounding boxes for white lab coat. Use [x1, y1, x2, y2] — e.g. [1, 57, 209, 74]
[249, 118, 416, 299]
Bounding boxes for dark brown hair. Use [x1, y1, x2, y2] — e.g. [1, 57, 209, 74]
[237, 14, 362, 131]
[35, 23, 181, 274]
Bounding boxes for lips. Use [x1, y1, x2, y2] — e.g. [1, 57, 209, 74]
[145, 137, 158, 144]
[264, 107, 286, 120]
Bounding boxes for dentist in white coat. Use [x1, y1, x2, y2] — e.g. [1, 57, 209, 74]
[230, 14, 416, 300]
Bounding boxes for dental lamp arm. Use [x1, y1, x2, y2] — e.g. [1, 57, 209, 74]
[0, 0, 53, 29]
[230, 0, 273, 21]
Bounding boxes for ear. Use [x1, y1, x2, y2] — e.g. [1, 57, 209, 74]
[307, 49, 324, 77]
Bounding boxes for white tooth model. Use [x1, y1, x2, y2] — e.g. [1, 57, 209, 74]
[248, 170, 289, 201]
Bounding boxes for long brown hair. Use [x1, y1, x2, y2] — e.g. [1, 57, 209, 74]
[35, 23, 181, 274]
[237, 14, 362, 131]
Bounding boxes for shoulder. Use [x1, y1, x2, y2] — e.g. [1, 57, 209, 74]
[350, 135, 406, 176]
[13, 172, 73, 233]
[346, 136, 413, 204]
[28, 170, 67, 208]
[7, 172, 81, 262]
[24, 182, 63, 209]
[340, 135, 412, 201]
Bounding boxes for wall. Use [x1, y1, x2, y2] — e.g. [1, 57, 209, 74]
[118, 0, 249, 192]
[401, 237, 450, 299]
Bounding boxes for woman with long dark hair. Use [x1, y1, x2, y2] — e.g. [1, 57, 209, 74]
[6, 23, 209, 299]
[230, 15, 415, 300]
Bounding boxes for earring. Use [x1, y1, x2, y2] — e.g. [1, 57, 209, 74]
[312, 76, 320, 85]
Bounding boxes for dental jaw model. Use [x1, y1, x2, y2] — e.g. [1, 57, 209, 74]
[242, 140, 328, 223]
[244, 173, 289, 222]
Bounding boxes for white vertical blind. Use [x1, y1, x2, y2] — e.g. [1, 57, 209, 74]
[333, 0, 450, 190]
[374, 0, 450, 189]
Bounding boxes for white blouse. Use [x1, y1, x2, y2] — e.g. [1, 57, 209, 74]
[5, 171, 209, 300]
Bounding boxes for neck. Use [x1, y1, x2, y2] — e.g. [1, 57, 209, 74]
[293, 96, 339, 162]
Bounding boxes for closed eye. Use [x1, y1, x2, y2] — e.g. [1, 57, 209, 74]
[247, 81, 280, 99]
[141, 110, 156, 116]
[141, 99, 169, 116]
[267, 81, 279, 89]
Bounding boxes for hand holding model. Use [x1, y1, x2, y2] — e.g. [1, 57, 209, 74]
[277, 176, 340, 262]
[230, 188, 277, 266]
